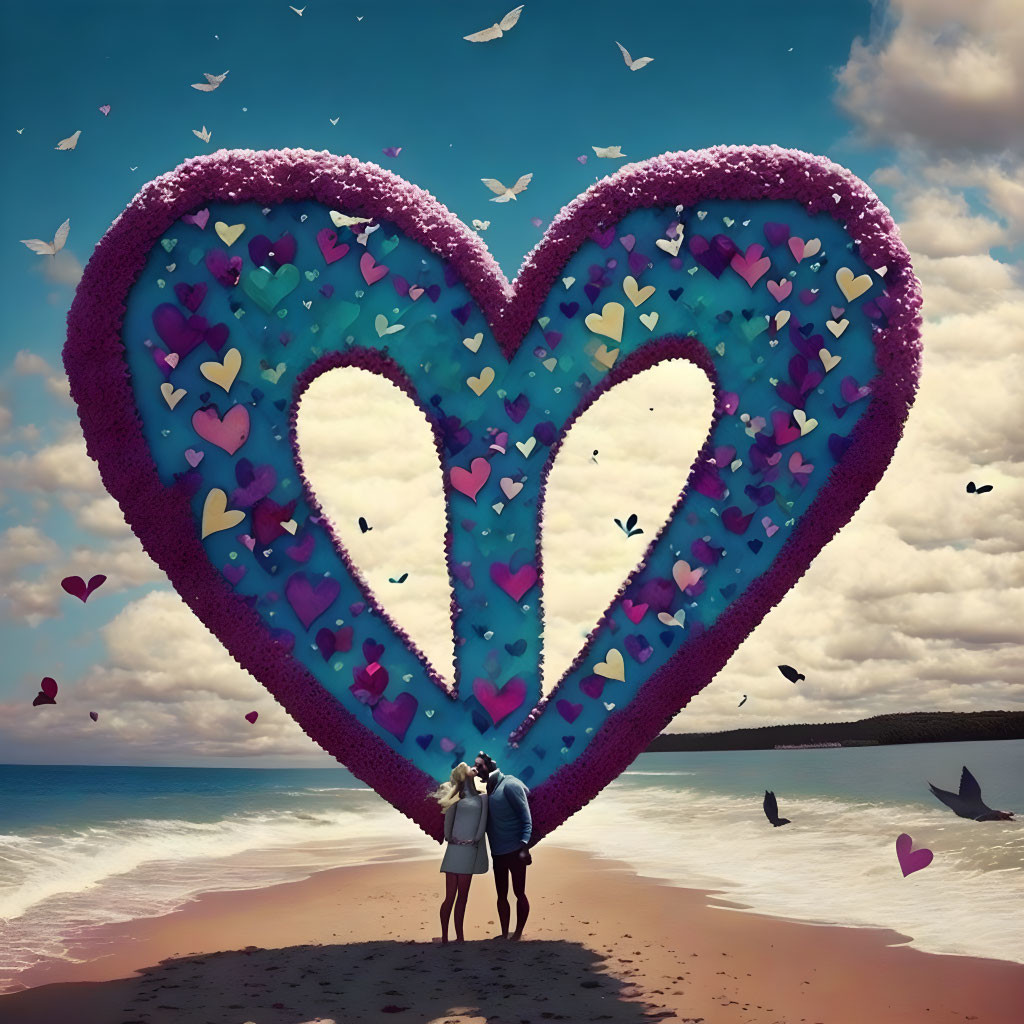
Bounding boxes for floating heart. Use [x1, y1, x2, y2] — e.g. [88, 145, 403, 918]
[895, 833, 933, 877]
[60, 574, 107, 602]
[64, 147, 921, 846]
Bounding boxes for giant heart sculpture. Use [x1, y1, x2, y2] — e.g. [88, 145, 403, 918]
[64, 147, 921, 844]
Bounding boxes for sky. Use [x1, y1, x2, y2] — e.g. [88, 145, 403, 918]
[0, 0, 1022, 768]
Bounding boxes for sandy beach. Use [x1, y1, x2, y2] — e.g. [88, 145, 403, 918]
[0, 846, 1021, 1024]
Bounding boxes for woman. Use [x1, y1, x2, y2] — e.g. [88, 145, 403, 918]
[433, 761, 489, 943]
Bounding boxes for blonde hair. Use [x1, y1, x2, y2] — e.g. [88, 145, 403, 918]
[433, 762, 473, 810]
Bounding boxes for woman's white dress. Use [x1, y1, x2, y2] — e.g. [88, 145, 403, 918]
[440, 790, 489, 874]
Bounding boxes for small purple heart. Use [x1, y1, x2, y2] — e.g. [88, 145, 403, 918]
[579, 675, 605, 700]
[722, 506, 754, 534]
[624, 634, 653, 663]
[763, 222, 790, 247]
[556, 699, 583, 723]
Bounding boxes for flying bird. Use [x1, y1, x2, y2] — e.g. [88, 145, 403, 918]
[738, 695, 747, 707]
[290, 5, 306, 14]
[778, 664, 805, 683]
[329, 117, 339, 125]
[192, 125, 212, 142]
[16, 128, 24, 134]
[20, 218, 70, 257]
[464, 5, 524, 42]
[593, 145, 626, 159]
[928, 766, 1015, 822]
[389, 572, 409, 584]
[763, 790, 791, 827]
[966, 481, 993, 494]
[191, 71, 230, 91]
[55, 130, 81, 150]
[615, 41, 653, 70]
[481, 173, 533, 202]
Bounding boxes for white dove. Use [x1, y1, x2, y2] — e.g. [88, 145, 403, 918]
[464, 5, 523, 42]
[290, 5, 305, 14]
[192, 125, 212, 142]
[16, 128, 24, 134]
[329, 117, 339, 125]
[593, 145, 627, 159]
[481, 173, 533, 202]
[615, 41, 653, 70]
[191, 71, 229, 92]
[55, 131, 81, 150]
[20, 218, 70, 256]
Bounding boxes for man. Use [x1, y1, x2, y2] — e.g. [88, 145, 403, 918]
[474, 750, 532, 940]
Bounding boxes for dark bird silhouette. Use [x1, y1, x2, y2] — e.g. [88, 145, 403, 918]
[928, 766, 1014, 821]
[778, 664, 804, 683]
[763, 790, 791, 827]
[358, 516, 373, 533]
[966, 481, 993, 494]
[738, 695, 748, 707]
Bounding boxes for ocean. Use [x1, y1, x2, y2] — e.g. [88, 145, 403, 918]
[1, 739, 1021, 992]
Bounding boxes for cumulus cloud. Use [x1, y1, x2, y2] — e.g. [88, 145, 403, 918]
[29, 249, 83, 289]
[0, 590, 330, 762]
[836, 0, 1024, 157]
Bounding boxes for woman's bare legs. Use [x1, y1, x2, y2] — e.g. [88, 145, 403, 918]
[453, 874, 472, 942]
[440, 872, 458, 943]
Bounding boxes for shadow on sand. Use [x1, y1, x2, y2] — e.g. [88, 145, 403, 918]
[0, 939, 683, 1024]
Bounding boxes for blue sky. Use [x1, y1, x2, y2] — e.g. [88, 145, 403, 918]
[2, 0, 1021, 766]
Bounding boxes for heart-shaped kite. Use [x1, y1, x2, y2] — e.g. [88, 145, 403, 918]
[64, 147, 921, 843]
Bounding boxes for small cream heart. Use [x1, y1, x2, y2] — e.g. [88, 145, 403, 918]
[160, 382, 186, 409]
[500, 477, 523, 500]
[655, 232, 684, 256]
[516, 436, 537, 458]
[584, 301, 625, 343]
[201, 488, 245, 539]
[562, 276, 576, 289]
[281, 519, 298, 535]
[773, 309, 791, 329]
[302, 299, 312, 310]
[542, 357, 557, 371]
[214, 221, 246, 247]
[793, 409, 818, 435]
[803, 238, 821, 258]
[166, 263, 176, 272]
[593, 344, 619, 369]
[200, 347, 242, 393]
[836, 266, 872, 302]
[819, 348, 842, 372]
[594, 648, 625, 682]
[639, 311, 660, 331]
[463, 332, 484, 353]
[622, 275, 655, 307]
[374, 313, 404, 337]
[826, 318, 850, 338]
[467, 366, 495, 396]
[491, 502, 505, 515]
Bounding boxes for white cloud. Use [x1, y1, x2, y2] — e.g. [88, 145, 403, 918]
[836, 0, 1024, 157]
[0, 590, 328, 761]
[896, 189, 1008, 257]
[30, 249, 83, 288]
[0, 431, 105, 496]
[0, 525, 59, 576]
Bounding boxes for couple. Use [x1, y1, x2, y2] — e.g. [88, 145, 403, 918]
[433, 750, 532, 944]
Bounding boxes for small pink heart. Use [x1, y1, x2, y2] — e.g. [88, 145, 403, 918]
[490, 562, 538, 602]
[895, 833, 933, 877]
[761, 516, 778, 538]
[98, 104, 111, 116]
[772, 410, 801, 446]
[191, 404, 251, 455]
[408, 285, 424, 301]
[359, 251, 389, 285]
[767, 278, 792, 302]
[245, 711, 259, 724]
[473, 676, 527, 726]
[730, 244, 771, 288]
[619, 233, 636, 252]
[440, 737, 456, 752]
[184, 448, 205, 468]
[622, 600, 648, 624]
[788, 451, 813, 475]
[182, 208, 210, 230]
[788, 236, 805, 262]
[316, 228, 349, 265]
[450, 457, 491, 502]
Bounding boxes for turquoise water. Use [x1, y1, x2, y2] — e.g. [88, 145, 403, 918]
[1, 740, 1021, 989]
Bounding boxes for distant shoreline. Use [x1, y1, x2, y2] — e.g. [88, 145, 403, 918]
[647, 710, 1024, 752]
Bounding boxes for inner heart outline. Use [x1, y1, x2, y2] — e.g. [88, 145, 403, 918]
[64, 146, 921, 843]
